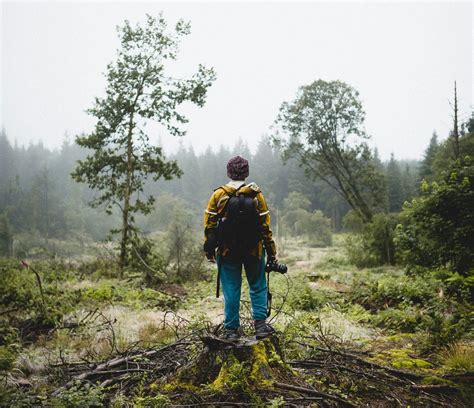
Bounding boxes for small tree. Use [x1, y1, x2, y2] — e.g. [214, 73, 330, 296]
[273, 80, 386, 223]
[300, 210, 333, 247]
[72, 14, 215, 276]
[281, 192, 311, 236]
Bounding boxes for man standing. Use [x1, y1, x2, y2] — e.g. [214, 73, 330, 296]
[203, 155, 277, 340]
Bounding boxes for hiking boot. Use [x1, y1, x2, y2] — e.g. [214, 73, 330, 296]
[222, 328, 241, 341]
[254, 320, 275, 339]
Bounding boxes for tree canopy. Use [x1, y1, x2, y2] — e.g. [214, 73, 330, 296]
[71, 14, 216, 273]
[273, 79, 386, 223]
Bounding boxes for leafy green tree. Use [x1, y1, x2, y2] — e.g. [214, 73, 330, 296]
[72, 14, 215, 275]
[274, 79, 386, 223]
[342, 209, 364, 233]
[282, 191, 311, 212]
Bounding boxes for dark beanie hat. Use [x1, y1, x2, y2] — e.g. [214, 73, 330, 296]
[227, 156, 249, 180]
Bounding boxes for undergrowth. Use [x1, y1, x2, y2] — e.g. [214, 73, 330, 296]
[0, 236, 472, 406]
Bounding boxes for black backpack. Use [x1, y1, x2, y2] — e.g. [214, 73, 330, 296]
[217, 186, 261, 255]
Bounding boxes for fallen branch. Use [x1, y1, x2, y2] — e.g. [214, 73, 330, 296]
[51, 341, 190, 396]
[410, 384, 459, 393]
[21, 261, 45, 312]
[273, 381, 357, 407]
[442, 372, 474, 383]
[301, 345, 424, 381]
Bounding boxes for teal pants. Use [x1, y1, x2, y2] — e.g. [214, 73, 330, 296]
[218, 255, 267, 329]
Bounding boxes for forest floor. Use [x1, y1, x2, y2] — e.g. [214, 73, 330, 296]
[1, 235, 473, 406]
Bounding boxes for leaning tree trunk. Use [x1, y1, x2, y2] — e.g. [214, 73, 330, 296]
[119, 198, 129, 279]
[119, 113, 135, 279]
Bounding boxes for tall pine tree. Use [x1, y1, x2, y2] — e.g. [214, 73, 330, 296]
[419, 131, 439, 182]
[386, 153, 403, 212]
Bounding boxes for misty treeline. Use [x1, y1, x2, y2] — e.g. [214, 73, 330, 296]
[0, 126, 462, 251]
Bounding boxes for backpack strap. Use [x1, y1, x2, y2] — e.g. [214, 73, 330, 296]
[215, 184, 245, 195]
[215, 184, 246, 216]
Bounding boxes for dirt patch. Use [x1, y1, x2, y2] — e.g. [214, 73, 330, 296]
[157, 283, 188, 297]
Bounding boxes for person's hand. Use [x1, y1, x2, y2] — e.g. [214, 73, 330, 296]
[206, 252, 216, 263]
[265, 257, 276, 272]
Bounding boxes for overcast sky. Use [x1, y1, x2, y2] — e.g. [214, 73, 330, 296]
[1, 1, 472, 160]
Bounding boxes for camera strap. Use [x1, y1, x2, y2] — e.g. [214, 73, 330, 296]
[266, 270, 272, 318]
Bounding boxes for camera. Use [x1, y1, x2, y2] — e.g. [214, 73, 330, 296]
[265, 258, 288, 274]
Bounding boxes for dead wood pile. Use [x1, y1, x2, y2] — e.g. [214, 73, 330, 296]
[47, 329, 471, 407]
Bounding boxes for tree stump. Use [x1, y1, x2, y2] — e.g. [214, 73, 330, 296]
[158, 334, 293, 403]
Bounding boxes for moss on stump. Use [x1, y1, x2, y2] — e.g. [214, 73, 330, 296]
[157, 335, 292, 403]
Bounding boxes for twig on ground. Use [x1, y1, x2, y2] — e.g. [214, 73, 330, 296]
[274, 381, 357, 407]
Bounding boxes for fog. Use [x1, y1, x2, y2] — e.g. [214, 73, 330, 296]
[1, 1, 472, 160]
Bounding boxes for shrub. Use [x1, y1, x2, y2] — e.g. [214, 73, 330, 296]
[301, 210, 333, 247]
[0, 259, 80, 343]
[282, 203, 333, 247]
[420, 303, 472, 349]
[342, 209, 364, 233]
[81, 281, 177, 309]
[370, 305, 423, 332]
[52, 383, 104, 407]
[0, 384, 39, 408]
[395, 158, 474, 275]
[75, 257, 119, 279]
[0, 346, 16, 371]
[287, 280, 337, 311]
[345, 213, 400, 267]
[351, 272, 440, 310]
[350, 269, 472, 346]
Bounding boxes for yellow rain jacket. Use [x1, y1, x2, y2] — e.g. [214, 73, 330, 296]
[203, 181, 277, 258]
